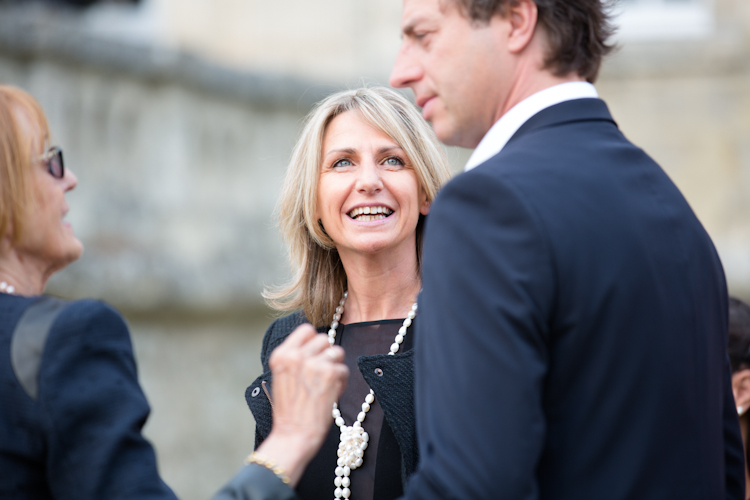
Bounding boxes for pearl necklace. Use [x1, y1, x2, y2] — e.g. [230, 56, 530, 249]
[327, 291, 418, 500]
[0, 281, 15, 294]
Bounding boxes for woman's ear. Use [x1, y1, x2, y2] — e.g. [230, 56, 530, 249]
[732, 368, 750, 416]
[419, 189, 431, 216]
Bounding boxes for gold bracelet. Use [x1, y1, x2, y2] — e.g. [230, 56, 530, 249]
[245, 452, 291, 485]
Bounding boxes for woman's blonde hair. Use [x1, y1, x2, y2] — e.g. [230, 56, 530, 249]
[0, 86, 50, 243]
[265, 87, 452, 327]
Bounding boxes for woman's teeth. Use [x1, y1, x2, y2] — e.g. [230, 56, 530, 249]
[348, 206, 393, 221]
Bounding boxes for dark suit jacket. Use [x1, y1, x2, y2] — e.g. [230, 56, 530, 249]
[404, 99, 745, 500]
[0, 294, 296, 500]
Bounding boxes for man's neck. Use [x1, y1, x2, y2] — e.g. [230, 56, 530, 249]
[493, 71, 587, 130]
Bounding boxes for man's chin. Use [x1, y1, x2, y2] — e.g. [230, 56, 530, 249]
[432, 121, 480, 149]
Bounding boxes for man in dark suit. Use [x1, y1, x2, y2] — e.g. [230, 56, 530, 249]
[389, 0, 745, 498]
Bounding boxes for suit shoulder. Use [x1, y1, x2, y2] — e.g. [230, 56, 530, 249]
[46, 299, 131, 349]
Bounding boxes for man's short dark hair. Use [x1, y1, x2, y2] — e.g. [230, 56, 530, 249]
[449, 0, 615, 83]
[728, 297, 750, 373]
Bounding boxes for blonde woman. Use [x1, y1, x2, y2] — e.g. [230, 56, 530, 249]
[246, 87, 452, 500]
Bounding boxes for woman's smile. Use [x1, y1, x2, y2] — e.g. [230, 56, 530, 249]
[347, 205, 394, 222]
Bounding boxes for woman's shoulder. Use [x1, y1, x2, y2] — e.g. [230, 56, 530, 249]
[260, 311, 320, 369]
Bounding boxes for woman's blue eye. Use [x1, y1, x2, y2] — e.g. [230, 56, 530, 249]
[334, 159, 352, 168]
[384, 157, 403, 166]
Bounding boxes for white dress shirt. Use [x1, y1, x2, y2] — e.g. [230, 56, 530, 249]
[464, 82, 599, 172]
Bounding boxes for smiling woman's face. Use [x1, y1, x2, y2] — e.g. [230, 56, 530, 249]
[316, 111, 430, 260]
[12, 113, 83, 274]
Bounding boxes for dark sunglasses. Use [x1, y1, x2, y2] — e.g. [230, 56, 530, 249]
[39, 146, 64, 179]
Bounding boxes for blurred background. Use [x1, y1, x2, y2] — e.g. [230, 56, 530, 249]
[0, 0, 748, 498]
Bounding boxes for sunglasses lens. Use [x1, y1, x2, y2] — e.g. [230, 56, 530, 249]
[47, 150, 64, 179]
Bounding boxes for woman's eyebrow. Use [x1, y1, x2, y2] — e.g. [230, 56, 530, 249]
[325, 148, 357, 157]
[378, 146, 404, 154]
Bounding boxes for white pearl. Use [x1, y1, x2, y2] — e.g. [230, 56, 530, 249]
[329, 329, 336, 336]
[357, 412, 365, 422]
[333, 408, 341, 418]
[336, 306, 343, 314]
[337, 448, 343, 457]
[390, 343, 399, 353]
[398, 325, 407, 335]
[354, 458, 363, 468]
[408, 310, 416, 319]
[360, 441, 368, 450]
[334, 477, 342, 487]
[353, 421, 361, 428]
[342, 477, 350, 487]
[395, 334, 404, 344]
[412, 303, 418, 311]
[365, 394, 374, 404]
[328, 338, 335, 346]
[403, 318, 412, 327]
[331, 321, 339, 329]
[342, 487, 351, 498]
[336, 417, 344, 426]
[337, 457, 345, 467]
[335, 467, 344, 476]
[362, 402, 370, 412]
[335, 487, 343, 498]
[362, 432, 369, 442]
[6, 285, 14, 294]
[333, 313, 341, 321]
[355, 448, 364, 458]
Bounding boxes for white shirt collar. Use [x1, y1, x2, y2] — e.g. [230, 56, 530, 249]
[464, 82, 598, 172]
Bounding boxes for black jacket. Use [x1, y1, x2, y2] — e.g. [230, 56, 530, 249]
[245, 312, 418, 487]
[0, 293, 296, 500]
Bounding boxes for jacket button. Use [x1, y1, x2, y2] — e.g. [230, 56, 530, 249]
[251, 387, 261, 397]
[375, 368, 383, 376]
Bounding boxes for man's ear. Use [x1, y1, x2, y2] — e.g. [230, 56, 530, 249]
[732, 368, 750, 415]
[504, 0, 539, 54]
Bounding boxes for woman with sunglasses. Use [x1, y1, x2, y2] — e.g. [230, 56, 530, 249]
[0, 85, 348, 500]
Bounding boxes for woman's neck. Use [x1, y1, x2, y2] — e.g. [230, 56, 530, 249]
[338, 247, 420, 323]
[0, 241, 49, 296]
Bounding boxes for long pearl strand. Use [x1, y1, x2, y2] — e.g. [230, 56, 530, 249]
[327, 292, 418, 500]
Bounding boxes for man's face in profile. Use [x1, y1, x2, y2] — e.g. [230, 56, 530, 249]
[390, 0, 511, 149]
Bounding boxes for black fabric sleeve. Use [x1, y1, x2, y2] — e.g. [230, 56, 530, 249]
[405, 170, 555, 499]
[38, 300, 177, 500]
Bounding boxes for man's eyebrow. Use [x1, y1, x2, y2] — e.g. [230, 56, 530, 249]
[401, 16, 426, 37]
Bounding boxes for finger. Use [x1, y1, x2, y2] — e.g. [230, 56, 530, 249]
[323, 345, 345, 363]
[300, 333, 334, 358]
[277, 323, 317, 350]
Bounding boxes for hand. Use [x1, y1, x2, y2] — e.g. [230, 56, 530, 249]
[254, 324, 348, 486]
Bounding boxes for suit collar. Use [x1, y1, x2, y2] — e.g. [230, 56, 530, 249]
[506, 97, 617, 149]
[465, 82, 599, 171]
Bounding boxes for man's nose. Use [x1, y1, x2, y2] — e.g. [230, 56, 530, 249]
[390, 44, 422, 89]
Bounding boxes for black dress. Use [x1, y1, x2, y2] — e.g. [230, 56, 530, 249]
[295, 319, 414, 500]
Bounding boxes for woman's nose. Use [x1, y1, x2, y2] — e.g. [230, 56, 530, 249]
[64, 168, 78, 192]
[355, 161, 383, 194]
